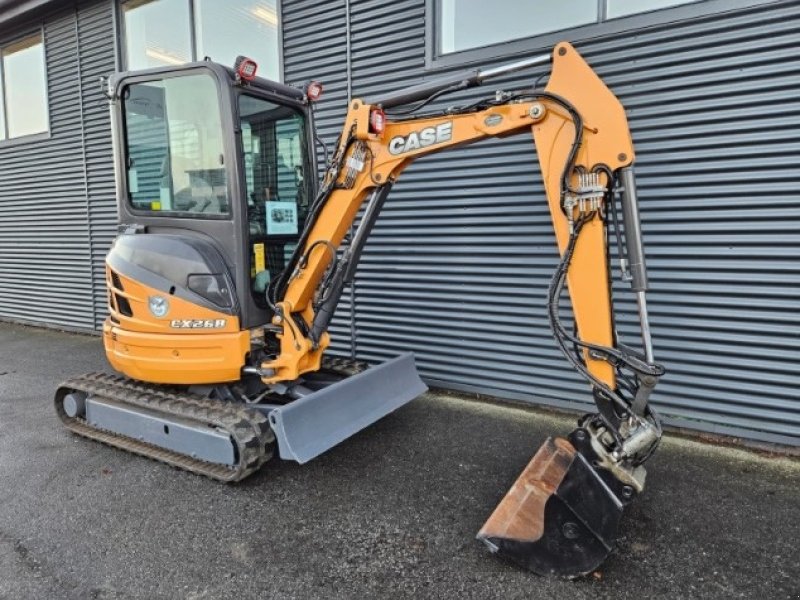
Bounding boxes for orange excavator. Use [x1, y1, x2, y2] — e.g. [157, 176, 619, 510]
[55, 42, 664, 576]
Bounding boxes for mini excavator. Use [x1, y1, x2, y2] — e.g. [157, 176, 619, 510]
[55, 42, 665, 576]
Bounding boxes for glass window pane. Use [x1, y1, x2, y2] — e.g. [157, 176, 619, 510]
[123, 73, 229, 216]
[607, 0, 700, 19]
[238, 94, 309, 303]
[239, 94, 309, 235]
[194, 0, 280, 81]
[2, 35, 48, 138]
[123, 0, 192, 70]
[439, 0, 598, 54]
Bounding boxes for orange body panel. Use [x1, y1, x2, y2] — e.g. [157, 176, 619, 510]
[105, 266, 249, 384]
[532, 42, 635, 387]
[107, 267, 242, 335]
[103, 320, 250, 384]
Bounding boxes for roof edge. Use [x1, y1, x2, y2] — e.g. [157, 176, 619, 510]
[0, 0, 66, 30]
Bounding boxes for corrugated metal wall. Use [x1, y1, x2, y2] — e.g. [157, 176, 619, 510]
[77, 0, 117, 329]
[282, 0, 355, 355]
[1, 0, 795, 446]
[284, 0, 800, 446]
[0, 0, 115, 330]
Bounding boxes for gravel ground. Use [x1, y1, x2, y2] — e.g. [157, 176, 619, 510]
[0, 321, 798, 599]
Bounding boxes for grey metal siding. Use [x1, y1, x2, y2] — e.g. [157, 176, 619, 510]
[0, 0, 115, 330]
[0, 4, 95, 329]
[77, 0, 117, 329]
[282, 0, 799, 446]
[282, 0, 355, 357]
[1, 0, 795, 447]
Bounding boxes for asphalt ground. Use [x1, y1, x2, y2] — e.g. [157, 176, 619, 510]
[0, 321, 798, 599]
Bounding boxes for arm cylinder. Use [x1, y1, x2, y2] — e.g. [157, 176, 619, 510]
[477, 54, 550, 80]
[619, 167, 649, 293]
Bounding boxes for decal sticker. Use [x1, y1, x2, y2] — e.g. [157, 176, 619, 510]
[128, 168, 139, 193]
[388, 121, 453, 155]
[253, 243, 266, 273]
[266, 201, 298, 235]
[484, 114, 503, 127]
[148, 296, 169, 318]
[170, 319, 227, 329]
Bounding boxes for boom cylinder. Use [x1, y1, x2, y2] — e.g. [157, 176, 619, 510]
[308, 184, 393, 344]
[373, 54, 550, 109]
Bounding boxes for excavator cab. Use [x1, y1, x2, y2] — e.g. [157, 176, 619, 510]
[57, 57, 426, 476]
[110, 59, 315, 336]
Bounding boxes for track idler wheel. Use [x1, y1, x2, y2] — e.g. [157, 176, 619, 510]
[477, 435, 630, 577]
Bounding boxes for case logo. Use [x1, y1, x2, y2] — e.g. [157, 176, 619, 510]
[170, 319, 227, 329]
[148, 296, 169, 318]
[388, 121, 453, 155]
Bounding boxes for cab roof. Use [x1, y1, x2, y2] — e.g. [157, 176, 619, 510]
[108, 60, 307, 105]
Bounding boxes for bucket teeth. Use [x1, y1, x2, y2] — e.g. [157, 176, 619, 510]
[477, 437, 625, 577]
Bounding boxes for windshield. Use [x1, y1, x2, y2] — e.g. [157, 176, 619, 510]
[122, 73, 228, 216]
[239, 94, 309, 237]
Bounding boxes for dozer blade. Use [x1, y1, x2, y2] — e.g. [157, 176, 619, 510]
[268, 352, 427, 463]
[477, 437, 624, 577]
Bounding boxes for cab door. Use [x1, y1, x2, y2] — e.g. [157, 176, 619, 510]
[234, 90, 317, 328]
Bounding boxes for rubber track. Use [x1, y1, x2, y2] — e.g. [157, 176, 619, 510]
[320, 355, 368, 376]
[55, 373, 275, 483]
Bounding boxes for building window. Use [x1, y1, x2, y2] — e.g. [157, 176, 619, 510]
[606, 0, 698, 19]
[0, 33, 48, 140]
[122, 0, 192, 70]
[121, 0, 281, 81]
[194, 0, 281, 82]
[439, 0, 597, 54]
[437, 0, 702, 55]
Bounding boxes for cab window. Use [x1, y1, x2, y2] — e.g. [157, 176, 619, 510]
[122, 73, 229, 216]
[238, 93, 309, 306]
[239, 94, 308, 235]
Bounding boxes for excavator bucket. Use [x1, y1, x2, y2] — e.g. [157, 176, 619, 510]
[477, 436, 625, 577]
[268, 352, 427, 463]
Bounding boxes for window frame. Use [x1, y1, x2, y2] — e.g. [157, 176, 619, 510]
[117, 0, 285, 82]
[235, 90, 315, 234]
[119, 67, 234, 220]
[0, 26, 51, 145]
[426, 0, 783, 70]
